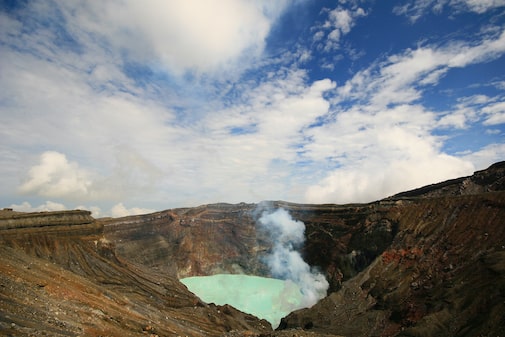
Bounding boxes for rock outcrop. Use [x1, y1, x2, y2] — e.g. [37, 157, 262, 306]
[1, 161, 504, 336]
[0, 209, 100, 236]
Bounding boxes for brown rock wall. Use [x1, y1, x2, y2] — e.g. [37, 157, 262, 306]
[279, 191, 505, 336]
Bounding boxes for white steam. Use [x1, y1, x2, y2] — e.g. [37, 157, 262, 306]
[258, 208, 329, 308]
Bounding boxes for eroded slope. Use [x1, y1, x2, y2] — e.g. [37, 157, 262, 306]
[280, 192, 505, 336]
[0, 213, 271, 336]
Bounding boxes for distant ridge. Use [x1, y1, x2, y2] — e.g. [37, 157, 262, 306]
[390, 161, 505, 199]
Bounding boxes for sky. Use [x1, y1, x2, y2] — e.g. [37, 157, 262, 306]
[1, 0, 505, 217]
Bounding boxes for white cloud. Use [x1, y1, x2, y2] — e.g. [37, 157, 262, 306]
[315, 5, 367, 51]
[437, 94, 505, 128]
[461, 143, 505, 169]
[57, 0, 291, 75]
[171, 71, 335, 204]
[486, 128, 502, 135]
[394, 0, 505, 22]
[0, 0, 316, 208]
[302, 29, 505, 204]
[7, 22, 501, 208]
[333, 29, 505, 108]
[437, 109, 472, 129]
[493, 81, 505, 90]
[110, 203, 156, 218]
[482, 101, 505, 125]
[75, 205, 103, 218]
[19, 152, 92, 199]
[9, 201, 67, 212]
[305, 155, 474, 204]
[437, 95, 490, 129]
[301, 103, 474, 203]
[328, 9, 353, 34]
[7, 64, 334, 208]
[0, 1, 504, 213]
[7, 200, 154, 218]
[456, 0, 505, 13]
[393, 0, 450, 22]
[16, 145, 166, 204]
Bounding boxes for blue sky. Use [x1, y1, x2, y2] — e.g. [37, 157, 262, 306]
[1, 0, 504, 217]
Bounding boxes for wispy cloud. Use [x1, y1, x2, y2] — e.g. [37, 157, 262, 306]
[480, 98, 505, 125]
[394, 0, 505, 22]
[333, 29, 505, 108]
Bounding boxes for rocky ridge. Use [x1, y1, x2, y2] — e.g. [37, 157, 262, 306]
[1, 161, 504, 336]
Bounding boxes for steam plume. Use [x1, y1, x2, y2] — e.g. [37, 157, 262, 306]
[258, 207, 329, 308]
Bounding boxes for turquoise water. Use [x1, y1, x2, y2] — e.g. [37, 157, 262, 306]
[180, 274, 304, 328]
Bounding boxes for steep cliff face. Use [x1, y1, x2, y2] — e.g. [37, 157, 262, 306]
[101, 202, 266, 278]
[102, 200, 399, 294]
[281, 201, 399, 292]
[1, 161, 504, 336]
[278, 162, 505, 336]
[0, 210, 272, 336]
[280, 192, 505, 336]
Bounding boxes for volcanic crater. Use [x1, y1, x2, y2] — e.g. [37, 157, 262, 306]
[1, 161, 505, 336]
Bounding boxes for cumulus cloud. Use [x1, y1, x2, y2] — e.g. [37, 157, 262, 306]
[315, 5, 367, 51]
[305, 155, 474, 204]
[19, 152, 92, 199]
[16, 147, 165, 207]
[302, 103, 476, 203]
[76, 205, 103, 218]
